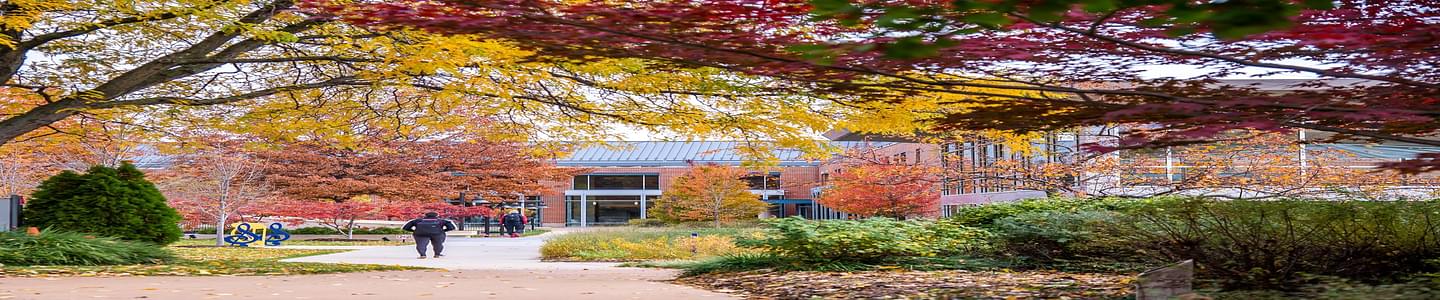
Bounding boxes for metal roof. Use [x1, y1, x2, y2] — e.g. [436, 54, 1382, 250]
[557, 141, 891, 167]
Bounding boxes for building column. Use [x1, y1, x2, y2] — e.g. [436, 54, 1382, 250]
[579, 194, 588, 227]
[640, 196, 648, 219]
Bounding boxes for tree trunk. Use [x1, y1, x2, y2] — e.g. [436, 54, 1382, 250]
[214, 217, 226, 247]
[713, 194, 722, 228]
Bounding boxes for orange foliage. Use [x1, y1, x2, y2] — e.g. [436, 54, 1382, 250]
[819, 151, 940, 219]
[648, 164, 768, 226]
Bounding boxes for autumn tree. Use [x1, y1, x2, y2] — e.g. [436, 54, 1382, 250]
[156, 142, 271, 246]
[265, 197, 378, 238]
[376, 198, 490, 222]
[0, 0, 891, 165]
[0, 148, 48, 196]
[1108, 132, 1440, 199]
[251, 131, 567, 235]
[336, 0, 1440, 170]
[948, 130, 1440, 199]
[255, 134, 566, 203]
[819, 152, 941, 219]
[649, 164, 768, 227]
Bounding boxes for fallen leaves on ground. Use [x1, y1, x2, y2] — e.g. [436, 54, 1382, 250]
[0, 246, 419, 278]
[675, 269, 1133, 299]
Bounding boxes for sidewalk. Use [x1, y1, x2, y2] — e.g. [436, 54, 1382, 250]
[281, 232, 617, 270]
[0, 231, 735, 299]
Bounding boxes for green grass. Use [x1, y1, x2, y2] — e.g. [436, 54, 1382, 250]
[540, 227, 759, 261]
[0, 231, 174, 266]
[1, 240, 422, 277]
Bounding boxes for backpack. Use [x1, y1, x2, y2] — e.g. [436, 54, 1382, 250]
[502, 213, 521, 224]
[413, 218, 445, 233]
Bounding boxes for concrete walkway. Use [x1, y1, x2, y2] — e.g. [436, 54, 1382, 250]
[280, 232, 617, 270]
[0, 231, 735, 300]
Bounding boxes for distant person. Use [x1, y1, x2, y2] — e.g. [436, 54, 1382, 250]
[402, 212, 456, 259]
[501, 210, 526, 238]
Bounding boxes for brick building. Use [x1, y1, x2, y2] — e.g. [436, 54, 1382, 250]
[532, 141, 893, 227]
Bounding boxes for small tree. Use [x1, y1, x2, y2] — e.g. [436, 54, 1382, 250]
[267, 198, 379, 239]
[649, 164, 768, 227]
[158, 147, 271, 246]
[819, 159, 941, 219]
[23, 162, 182, 244]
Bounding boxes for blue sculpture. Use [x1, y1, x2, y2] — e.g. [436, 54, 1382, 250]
[223, 222, 291, 247]
[264, 223, 291, 246]
[224, 223, 262, 247]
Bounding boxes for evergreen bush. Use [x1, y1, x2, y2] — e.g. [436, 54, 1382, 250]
[23, 163, 182, 245]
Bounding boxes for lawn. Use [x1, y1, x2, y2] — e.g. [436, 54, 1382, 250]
[0, 244, 422, 277]
[540, 227, 758, 261]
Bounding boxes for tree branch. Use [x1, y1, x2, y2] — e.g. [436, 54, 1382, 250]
[88, 77, 367, 109]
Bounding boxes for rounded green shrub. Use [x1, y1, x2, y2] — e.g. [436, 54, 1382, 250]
[0, 230, 174, 266]
[991, 210, 1130, 260]
[23, 162, 183, 245]
[747, 217, 993, 264]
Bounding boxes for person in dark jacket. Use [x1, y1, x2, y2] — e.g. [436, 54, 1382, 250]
[500, 210, 526, 238]
[402, 212, 456, 259]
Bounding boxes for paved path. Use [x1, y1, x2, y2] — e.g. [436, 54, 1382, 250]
[0, 231, 735, 300]
[280, 233, 618, 270]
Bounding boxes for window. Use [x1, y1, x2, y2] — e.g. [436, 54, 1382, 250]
[573, 176, 589, 190]
[590, 175, 644, 189]
[565, 195, 646, 226]
[743, 172, 781, 190]
[571, 174, 660, 190]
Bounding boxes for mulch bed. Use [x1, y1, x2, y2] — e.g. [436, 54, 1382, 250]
[673, 270, 1134, 299]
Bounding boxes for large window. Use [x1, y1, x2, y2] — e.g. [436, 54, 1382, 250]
[565, 195, 644, 225]
[571, 174, 660, 190]
[743, 172, 781, 190]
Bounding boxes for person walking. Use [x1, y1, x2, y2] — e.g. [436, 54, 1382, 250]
[501, 210, 526, 238]
[402, 212, 456, 259]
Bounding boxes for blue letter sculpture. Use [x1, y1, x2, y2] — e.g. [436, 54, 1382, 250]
[224, 223, 262, 247]
[224, 222, 291, 247]
[264, 223, 291, 246]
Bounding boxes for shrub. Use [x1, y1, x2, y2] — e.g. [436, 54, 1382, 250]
[0, 230, 174, 266]
[1113, 198, 1440, 289]
[677, 252, 794, 275]
[990, 210, 1130, 260]
[23, 163, 183, 245]
[628, 218, 671, 227]
[288, 227, 337, 235]
[540, 228, 757, 261]
[353, 227, 405, 234]
[745, 217, 992, 264]
[947, 197, 1142, 227]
